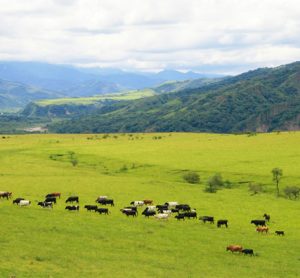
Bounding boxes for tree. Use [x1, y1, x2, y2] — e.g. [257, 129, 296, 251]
[205, 173, 223, 193]
[272, 168, 283, 197]
[183, 171, 200, 184]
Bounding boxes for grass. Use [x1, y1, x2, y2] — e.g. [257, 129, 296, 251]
[35, 89, 156, 106]
[0, 132, 299, 277]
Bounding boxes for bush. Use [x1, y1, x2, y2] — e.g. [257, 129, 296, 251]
[71, 159, 78, 167]
[284, 186, 300, 199]
[183, 171, 200, 184]
[205, 173, 224, 193]
[248, 182, 264, 195]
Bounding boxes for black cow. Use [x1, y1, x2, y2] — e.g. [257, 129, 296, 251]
[122, 210, 137, 217]
[175, 204, 191, 211]
[38, 201, 53, 208]
[263, 213, 270, 222]
[13, 198, 24, 204]
[171, 208, 179, 213]
[142, 210, 156, 217]
[66, 196, 79, 203]
[45, 197, 56, 204]
[251, 220, 266, 226]
[96, 208, 109, 215]
[65, 205, 79, 211]
[199, 216, 214, 224]
[96, 199, 114, 206]
[184, 211, 197, 219]
[275, 231, 285, 236]
[156, 204, 168, 211]
[242, 249, 254, 256]
[84, 205, 98, 211]
[217, 219, 228, 228]
[175, 213, 185, 220]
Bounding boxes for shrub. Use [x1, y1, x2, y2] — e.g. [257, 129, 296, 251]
[183, 171, 200, 184]
[71, 159, 78, 167]
[284, 186, 300, 199]
[248, 182, 264, 195]
[205, 173, 224, 193]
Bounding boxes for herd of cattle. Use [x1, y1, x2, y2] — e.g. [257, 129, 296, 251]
[1, 191, 285, 256]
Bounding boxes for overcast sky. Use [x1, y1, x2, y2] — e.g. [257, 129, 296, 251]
[0, 0, 300, 74]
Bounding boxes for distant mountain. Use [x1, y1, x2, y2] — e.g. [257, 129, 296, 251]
[50, 61, 300, 133]
[0, 79, 61, 111]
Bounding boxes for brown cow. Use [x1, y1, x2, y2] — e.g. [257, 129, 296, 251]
[256, 226, 269, 233]
[0, 192, 12, 199]
[143, 200, 153, 205]
[226, 245, 243, 253]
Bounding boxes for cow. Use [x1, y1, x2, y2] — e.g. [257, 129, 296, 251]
[256, 226, 269, 233]
[13, 198, 24, 204]
[0, 191, 12, 199]
[226, 245, 243, 253]
[184, 211, 197, 219]
[45, 197, 56, 204]
[46, 192, 61, 199]
[217, 220, 228, 228]
[130, 201, 144, 207]
[97, 196, 108, 200]
[66, 196, 79, 203]
[19, 200, 31, 206]
[275, 231, 285, 236]
[242, 249, 254, 256]
[156, 204, 168, 211]
[165, 202, 178, 208]
[65, 205, 79, 211]
[143, 200, 153, 205]
[199, 216, 214, 224]
[171, 208, 179, 213]
[175, 213, 185, 220]
[37, 201, 53, 208]
[162, 210, 172, 215]
[263, 213, 270, 222]
[84, 205, 98, 211]
[121, 209, 137, 217]
[154, 213, 170, 220]
[251, 220, 266, 227]
[96, 208, 109, 215]
[142, 210, 156, 218]
[96, 199, 114, 206]
[145, 206, 156, 212]
[175, 204, 191, 211]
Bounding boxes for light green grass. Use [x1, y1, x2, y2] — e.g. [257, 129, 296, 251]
[0, 132, 299, 277]
[35, 89, 156, 106]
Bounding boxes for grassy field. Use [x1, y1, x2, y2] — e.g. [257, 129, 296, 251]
[0, 132, 299, 277]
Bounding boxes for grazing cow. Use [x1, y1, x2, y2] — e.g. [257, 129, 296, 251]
[142, 210, 156, 218]
[37, 201, 53, 208]
[154, 213, 170, 220]
[65, 205, 79, 211]
[256, 226, 269, 233]
[130, 201, 144, 207]
[242, 249, 254, 256]
[175, 213, 185, 221]
[156, 204, 168, 211]
[162, 210, 172, 215]
[65, 196, 79, 203]
[263, 213, 270, 222]
[143, 199, 153, 205]
[84, 205, 98, 211]
[184, 211, 197, 219]
[165, 202, 178, 208]
[46, 192, 61, 199]
[199, 216, 214, 224]
[175, 204, 191, 211]
[13, 198, 24, 204]
[226, 245, 243, 253]
[122, 209, 137, 217]
[251, 220, 266, 227]
[0, 191, 12, 199]
[45, 197, 56, 204]
[275, 231, 285, 236]
[171, 208, 179, 213]
[217, 220, 228, 228]
[96, 208, 109, 215]
[145, 206, 156, 212]
[96, 199, 114, 206]
[19, 200, 31, 206]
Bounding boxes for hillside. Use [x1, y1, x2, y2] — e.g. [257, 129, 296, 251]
[50, 62, 300, 133]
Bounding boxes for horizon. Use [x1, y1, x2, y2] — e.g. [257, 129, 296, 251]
[1, 0, 300, 75]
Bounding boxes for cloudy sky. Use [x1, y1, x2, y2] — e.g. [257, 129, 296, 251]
[0, 0, 300, 74]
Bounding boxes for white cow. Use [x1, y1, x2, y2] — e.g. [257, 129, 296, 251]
[146, 206, 156, 211]
[130, 201, 144, 207]
[154, 213, 170, 220]
[165, 202, 178, 208]
[19, 200, 31, 206]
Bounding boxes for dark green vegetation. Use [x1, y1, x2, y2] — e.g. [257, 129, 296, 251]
[50, 62, 300, 133]
[0, 132, 299, 277]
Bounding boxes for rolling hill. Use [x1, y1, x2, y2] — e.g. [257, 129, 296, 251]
[49, 62, 300, 133]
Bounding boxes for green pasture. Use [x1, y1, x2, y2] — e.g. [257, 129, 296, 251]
[0, 132, 299, 277]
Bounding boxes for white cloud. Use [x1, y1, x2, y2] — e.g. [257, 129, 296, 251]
[0, 0, 299, 73]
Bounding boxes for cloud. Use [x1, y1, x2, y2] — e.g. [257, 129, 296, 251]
[0, 0, 299, 73]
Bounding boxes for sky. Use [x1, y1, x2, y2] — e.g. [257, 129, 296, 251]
[0, 0, 300, 74]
